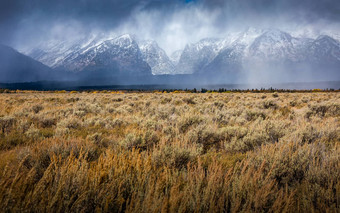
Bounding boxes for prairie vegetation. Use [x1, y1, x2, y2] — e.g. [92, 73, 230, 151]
[0, 91, 339, 212]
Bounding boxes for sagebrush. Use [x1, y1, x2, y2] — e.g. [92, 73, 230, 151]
[0, 91, 339, 212]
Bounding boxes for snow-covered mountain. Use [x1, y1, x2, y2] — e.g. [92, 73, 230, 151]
[306, 35, 340, 63]
[198, 28, 340, 78]
[173, 28, 265, 74]
[54, 34, 151, 76]
[248, 29, 296, 61]
[169, 50, 183, 66]
[175, 38, 222, 74]
[139, 40, 175, 75]
[196, 29, 263, 75]
[26, 28, 340, 80]
[26, 34, 109, 68]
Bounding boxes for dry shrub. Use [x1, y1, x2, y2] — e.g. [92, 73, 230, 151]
[178, 114, 203, 133]
[121, 131, 159, 150]
[306, 102, 340, 118]
[57, 117, 81, 130]
[31, 104, 44, 114]
[161, 97, 172, 104]
[240, 131, 269, 151]
[187, 124, 227, 152]
[152, 144, 201, 169]
[262, 99, 278, 109]
[113, 97, 123, 102]
[244, 109, 266, 121]
[272, 92, 279, 98]
[265, 120, 287, 143]
[213, 101, 224, 109]
[25, 124, 40, 140]
[299, 125, 321, 144]
[182, 96, 196, 104]
[38, 117, 56, 128]
[0, 116, 15, 134]
[0, 92, 338, 212]
[0, 130, 28, 150]
[87, 133, 104, 146]
[67, 97, 80, 102]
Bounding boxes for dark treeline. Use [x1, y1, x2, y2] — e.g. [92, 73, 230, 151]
[0, 79, 339, 92]
[0, 87, 338, 94]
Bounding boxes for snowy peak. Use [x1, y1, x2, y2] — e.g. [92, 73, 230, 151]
[314, 35, 339, 47]
[26, 34, 112, 68]
[117, 33, 135, 41]
[139, 40, 160, 56]
[55, 34, 151, 76]
[260, 29, 292, 42]
[233, 27, 265, 46]
[110, 34, 136, 47]
[192, 28, 340, 77]
[248, 29, 295, 60]
[194, 38, 221, 51]
[25, 28, 340, 77]
[176, 38, 222, 74]
[170, 50, 183, 65]
[139, 40, 175, 75]
[139, 40, 158, 49]
[96, 34, 139, 52]
[307, 35, 340, 62]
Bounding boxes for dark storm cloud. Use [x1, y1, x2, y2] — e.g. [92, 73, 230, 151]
[0, 0, 339, 50]
[0, 0, 185, 45]
[0, 0, 180, 27]
[199, 0, 340, 27]
[201, 0, 340, 19]
[0, 0, 142, 36]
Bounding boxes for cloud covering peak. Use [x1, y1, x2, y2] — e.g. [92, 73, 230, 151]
[1, 0, 339, 54]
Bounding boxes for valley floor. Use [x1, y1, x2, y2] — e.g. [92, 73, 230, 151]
[0, 91, 339, 212]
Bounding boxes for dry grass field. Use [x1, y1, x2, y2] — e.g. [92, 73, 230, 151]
[0, 91, 339, 212]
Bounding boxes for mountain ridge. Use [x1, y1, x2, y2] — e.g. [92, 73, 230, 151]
[5, 28, 338, 84]
[25, 29, 340, 75]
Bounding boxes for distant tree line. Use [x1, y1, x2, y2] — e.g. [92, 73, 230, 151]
[0, 88, 338, 94]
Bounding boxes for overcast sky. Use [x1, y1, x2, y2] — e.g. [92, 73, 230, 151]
[1, 0, 339, 54]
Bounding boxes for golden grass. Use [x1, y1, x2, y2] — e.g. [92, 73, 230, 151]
[0, 92, 339, 212]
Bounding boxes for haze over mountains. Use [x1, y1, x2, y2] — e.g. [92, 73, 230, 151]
[0, 45, 62, 83]
[1, 28, 340, 84]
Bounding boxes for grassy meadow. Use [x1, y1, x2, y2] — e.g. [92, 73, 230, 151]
[0, 91, 339, 212]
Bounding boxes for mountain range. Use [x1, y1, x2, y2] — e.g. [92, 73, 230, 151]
[1, 28, 339, 84]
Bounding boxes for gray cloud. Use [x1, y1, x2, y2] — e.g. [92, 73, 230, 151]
[1, 0, 339, 53]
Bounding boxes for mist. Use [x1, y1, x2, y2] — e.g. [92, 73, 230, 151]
[0, 0, 338, 53]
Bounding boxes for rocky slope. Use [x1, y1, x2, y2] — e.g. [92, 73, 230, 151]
[139, 40, 175, 75]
